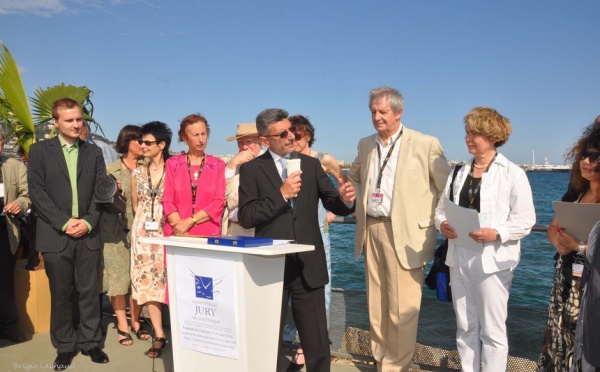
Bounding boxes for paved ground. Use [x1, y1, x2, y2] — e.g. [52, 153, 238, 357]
[0, 315, 383, 372]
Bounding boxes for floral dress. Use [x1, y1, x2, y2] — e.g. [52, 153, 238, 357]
[130, 166, 167, 305]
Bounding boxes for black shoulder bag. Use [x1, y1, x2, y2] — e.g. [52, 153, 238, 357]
[424, 164, 463, 302]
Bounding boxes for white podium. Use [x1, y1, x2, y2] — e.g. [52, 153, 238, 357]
[140, 236, 313, 372]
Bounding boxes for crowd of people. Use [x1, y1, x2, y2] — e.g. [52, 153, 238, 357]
[0, 90, 599, 372]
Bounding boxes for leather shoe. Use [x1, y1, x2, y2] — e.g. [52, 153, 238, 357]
[1, 329, 26, 343]
[53, 352, 75, 371]
[81, 347, 109, 363]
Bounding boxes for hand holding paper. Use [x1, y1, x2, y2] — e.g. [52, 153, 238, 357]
[443, 197, 483, 251]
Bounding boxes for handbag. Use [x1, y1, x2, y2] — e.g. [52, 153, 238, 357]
[425, 164, 463, 302]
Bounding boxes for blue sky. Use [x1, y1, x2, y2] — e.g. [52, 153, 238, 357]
[1, 0, 599, 164]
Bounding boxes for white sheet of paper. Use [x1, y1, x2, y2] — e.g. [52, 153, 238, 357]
[444, 197, 483, 251]
[286, 159, 301, 176]
[552, 201, 600, 243]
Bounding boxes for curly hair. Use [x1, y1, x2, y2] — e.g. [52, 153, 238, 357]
[464, 107, 512, 147]
[563, 116, 600, 201]
[289, 115, 316, 147]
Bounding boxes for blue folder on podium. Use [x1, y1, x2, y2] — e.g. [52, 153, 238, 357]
[207, 236, 274, 248]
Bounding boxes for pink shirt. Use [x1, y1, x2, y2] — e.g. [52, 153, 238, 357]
[162, 153, 225, 237]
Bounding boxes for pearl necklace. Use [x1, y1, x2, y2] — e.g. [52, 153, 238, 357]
[473, 163, 489, 169]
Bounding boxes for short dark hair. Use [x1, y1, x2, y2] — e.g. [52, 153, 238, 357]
[178, 113, 209, 142]
[115, 125, 142, 154]
[141, 121, 172, 160]
[256, 108, 289, 136]
[52, 98, 81, 120]
[289, 115, 316, 147]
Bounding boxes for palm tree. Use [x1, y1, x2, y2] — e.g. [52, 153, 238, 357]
[0, 41, 100, 154]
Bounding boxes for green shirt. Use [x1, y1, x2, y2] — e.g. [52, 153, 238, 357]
[58, 136, 92, 232]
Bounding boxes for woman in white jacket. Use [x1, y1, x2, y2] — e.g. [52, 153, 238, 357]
[435, 107, 536, 372]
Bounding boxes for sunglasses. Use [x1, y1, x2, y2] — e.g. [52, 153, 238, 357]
[138, 140, 158, 146]
[582, 149, 600, 163]
[265, 126, 302, 140]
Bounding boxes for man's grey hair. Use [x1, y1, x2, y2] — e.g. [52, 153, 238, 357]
[256, 108, 289, 136]
[369, 86, 404, 113]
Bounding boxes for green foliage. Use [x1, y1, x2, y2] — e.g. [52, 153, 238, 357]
[0, 42, 102, 154]
[0, 42, 36, 153]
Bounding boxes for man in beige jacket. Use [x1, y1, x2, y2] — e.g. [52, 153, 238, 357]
[222, 123, 263, 236]
[348, 87, 450, 371]
[0, 129, 31, 343]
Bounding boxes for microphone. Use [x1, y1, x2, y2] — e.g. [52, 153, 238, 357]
[286, 152, 301, 207]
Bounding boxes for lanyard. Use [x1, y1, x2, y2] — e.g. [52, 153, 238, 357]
[187, 154, 205, 213]
[375, 127, 403, 190]
[146, 165, 165, 221]
[467, 152, 497, 208]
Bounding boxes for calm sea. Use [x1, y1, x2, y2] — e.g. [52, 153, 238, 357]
[329, 172, 570, 308]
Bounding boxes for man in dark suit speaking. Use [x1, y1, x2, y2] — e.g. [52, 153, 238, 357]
[28, 98, 108, 371]
[238, 108, 355, 372]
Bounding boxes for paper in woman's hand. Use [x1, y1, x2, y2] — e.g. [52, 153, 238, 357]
[553, 201, 600, 243]
[444, 197, 483, 251]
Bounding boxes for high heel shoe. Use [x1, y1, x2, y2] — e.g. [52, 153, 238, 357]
[287, 349, 304, 372]
[147, 337, 167, 358]
[131, 324, 150, 340]
[117, 329, 133, 346]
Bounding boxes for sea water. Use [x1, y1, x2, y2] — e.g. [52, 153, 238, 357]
[329, 172, 570, 308]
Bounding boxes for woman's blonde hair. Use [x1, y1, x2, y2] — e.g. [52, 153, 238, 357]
[464, 106, 512, 147]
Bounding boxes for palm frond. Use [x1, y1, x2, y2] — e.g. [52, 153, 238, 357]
[0, 42, 36, 153]
[31, 83, 105, 137]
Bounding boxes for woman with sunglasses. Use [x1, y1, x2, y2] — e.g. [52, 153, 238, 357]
[99, 125, 143, 346]
[130, 121, 172, 358]
[538, 118, 600, 372]
[283, 115, 347, 371]
[162, 114, 225, 238]
[435, 107, 535, 372]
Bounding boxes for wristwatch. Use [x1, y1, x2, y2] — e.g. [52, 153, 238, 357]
[495, 231, 501, 242]
[578, 242, 586, 255]
[191, 216, 198, 225]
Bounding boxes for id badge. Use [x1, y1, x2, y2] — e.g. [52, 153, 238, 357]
[572, 263, 584, 278]
[371, 192, 383, 205]
[145, 220, 159, 231]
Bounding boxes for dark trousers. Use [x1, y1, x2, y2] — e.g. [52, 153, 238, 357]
[43, 239, 102, 353]
[0, 218, 18, 332]
[278, 258, 330, 372]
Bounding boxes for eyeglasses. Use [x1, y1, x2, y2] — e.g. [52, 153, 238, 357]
[290, 129, 306, 141]
[138, 140, 158, 146]
[582, 149, 600, 163]
[265, 126, 302, 140]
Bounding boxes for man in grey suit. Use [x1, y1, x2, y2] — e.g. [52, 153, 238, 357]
[238, 108, 356, 372]
[28, 98, 108, 371]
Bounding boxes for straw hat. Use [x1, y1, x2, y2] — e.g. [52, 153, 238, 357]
[226, 123, 259, 141]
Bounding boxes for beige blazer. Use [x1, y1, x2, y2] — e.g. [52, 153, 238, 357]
[221, 173, 254, 236]
[348, 127, 450, 269]
[1, 156, 31, 255]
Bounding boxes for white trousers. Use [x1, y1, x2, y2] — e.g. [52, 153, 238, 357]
[450, 260, 513, 372]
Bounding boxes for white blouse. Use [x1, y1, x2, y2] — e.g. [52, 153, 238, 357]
[434, 153, 536, 274]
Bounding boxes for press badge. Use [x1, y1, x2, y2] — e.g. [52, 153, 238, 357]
[145, 220, 159, 231]
[371, 192, 383, 205]
[572, 263, 584, 278]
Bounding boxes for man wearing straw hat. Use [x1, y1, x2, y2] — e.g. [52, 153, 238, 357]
[222, 123, 263, 236]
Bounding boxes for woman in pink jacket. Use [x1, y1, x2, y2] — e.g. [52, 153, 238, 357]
[163, 113, 225, 238]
